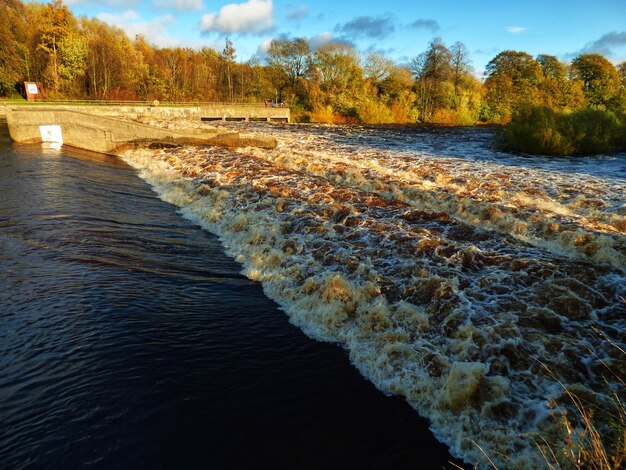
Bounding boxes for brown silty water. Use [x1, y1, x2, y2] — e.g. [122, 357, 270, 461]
[121, 123, 625, 468]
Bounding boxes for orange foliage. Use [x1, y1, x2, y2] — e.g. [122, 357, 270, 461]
[390, 101, 410, 123]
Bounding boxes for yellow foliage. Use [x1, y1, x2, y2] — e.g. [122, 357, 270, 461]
[312, 105, 336, 123]
[357, 98, 394, 124]
[390, 99, 419, 123]
[310, 105, 358, 124]
[390, 102, 409, 123]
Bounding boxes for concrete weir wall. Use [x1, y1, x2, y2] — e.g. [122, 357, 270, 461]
[4, 105, 280, 153]
[0, 104, 290, 122]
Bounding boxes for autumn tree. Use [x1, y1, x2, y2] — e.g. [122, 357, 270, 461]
[380, 66, 418, 122]
[247, 58, 275, 103]
[231, 60, 257, 103]
[222, 38, 236, 102]
[34, 0, 76, 93]
[482, 50, 542, 122]
[411, 38, 453, 121]
[0, 0, 30, 95]
[159, 48, 186, 101]
[448, 41, 481, 123]
[450, 41, 471, 95]
[570, 54, 622, 110]
[358, 53, 410, 124]
[411, 38, 452, 80]
[364, 53, 395, 89]
[134, 35, 166, 101]
[266, 37, 311, 103]
[618, 62, 626, 111]
[536, 54, 583, 111]
[312, 42, 363, 114]
[618, 62, 626, 86]
[58, 33, 87, 95]
[410, 38, 479, 124]
[81, 19, 146, 99]
[4, 0, 624, 124]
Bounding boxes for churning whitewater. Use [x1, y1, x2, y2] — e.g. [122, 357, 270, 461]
[121, 124, 626, 468]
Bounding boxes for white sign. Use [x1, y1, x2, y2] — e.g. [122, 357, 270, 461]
[39, 125, 63, 145]
[26, 83, 38, 95]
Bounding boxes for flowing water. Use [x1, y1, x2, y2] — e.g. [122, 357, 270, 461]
[120, 121, 626, 468]
[0, 122, 464, 469]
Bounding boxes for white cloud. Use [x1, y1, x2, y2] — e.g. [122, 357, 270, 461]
[309, 31, 333, 49]
[153, 0, 203, 11]
[63, 0, 139, 6]
[200, 0, 274, 35]
[252, 37, 274, 61]
[259, 37, 274, 53]
[96, 10, 180, 47]
[507, 26, 527, 35]
[97, 9, 142, 24]
[286, 5, 308, 20]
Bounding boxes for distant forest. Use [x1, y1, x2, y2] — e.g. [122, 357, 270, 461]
[1, 0, 625, 124]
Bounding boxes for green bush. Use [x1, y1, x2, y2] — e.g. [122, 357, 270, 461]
[567, 109, 621, 154]
[610, 111, 626, 149]
[499, 105, 571, 154]
[500, 105, 626, 155]
[0, 75, 19, 98]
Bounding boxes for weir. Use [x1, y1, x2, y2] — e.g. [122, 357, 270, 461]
[2, 104, 285, 154]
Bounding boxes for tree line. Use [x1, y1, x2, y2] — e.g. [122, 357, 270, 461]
[1, 0, 625, 125]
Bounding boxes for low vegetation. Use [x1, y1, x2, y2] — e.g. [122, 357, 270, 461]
[464, 324, 626, 470]
[500, 106, 626, 155]
[534, 324, 626, 470]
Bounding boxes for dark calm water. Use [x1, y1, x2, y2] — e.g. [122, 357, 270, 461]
[0, 122, 462, 469]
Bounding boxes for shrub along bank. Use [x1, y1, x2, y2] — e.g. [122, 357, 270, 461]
[500, 105, 626, 155]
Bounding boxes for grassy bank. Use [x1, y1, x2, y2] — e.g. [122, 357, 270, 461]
[499, 105, 626, 156]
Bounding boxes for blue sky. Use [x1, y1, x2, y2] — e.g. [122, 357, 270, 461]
[34, 0, 626, 75]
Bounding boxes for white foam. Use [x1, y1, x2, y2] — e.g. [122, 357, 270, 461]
[120, 138, 626, 469]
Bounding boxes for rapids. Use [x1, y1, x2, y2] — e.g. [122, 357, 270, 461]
[121, 123, 626, 468]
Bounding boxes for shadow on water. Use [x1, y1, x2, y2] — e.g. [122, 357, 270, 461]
[0, 124, 468, 469]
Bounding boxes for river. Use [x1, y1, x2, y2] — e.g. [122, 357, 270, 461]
[2, 120, 625, 468]
[0, 121, 462, 469]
